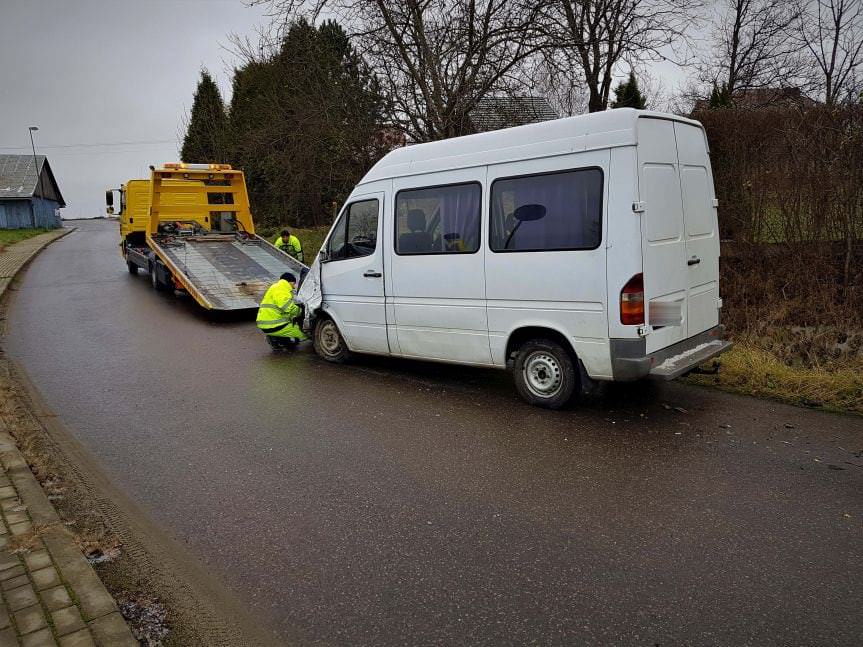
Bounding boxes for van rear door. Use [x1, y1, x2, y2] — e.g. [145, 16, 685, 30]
[637, 117, 720, 354]
[637, 118, 689, 353]
[674, 121, 720, 338]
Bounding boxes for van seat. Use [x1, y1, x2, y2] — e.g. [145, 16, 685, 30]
[400, 209, 433, 252]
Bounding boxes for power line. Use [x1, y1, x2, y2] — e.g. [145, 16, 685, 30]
[0, 139, 177, 151]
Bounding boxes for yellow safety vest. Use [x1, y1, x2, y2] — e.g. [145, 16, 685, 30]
[256, 280, 305, 339]
[275, 235, 303, 263]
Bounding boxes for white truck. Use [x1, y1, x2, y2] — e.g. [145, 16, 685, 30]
[298, 109, 731, 408]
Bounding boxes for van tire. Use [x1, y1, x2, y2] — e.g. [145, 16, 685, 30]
[513, 338, 577, 409]
[127, 260, 138, 275]
[313, 317, 352, 363]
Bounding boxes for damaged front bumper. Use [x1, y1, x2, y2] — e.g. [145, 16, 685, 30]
[611, 325, 732, 381]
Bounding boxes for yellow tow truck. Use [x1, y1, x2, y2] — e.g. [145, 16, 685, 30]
[106, 163, 306, 310]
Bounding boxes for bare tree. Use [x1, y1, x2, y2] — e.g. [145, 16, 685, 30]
[796, 0, 863, 105]
[537, 0, 702, 113]
[701, 0, 804, 100]
[252, 1, 544, 141]
[517, 55, 589, 117]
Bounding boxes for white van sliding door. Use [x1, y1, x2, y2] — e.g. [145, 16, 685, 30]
[389, 171, 491, 364]
[637, 118, 689, 353]
[320, 194, 390, 354]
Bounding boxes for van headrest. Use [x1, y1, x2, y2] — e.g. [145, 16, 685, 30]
[407, 209, 427, 232]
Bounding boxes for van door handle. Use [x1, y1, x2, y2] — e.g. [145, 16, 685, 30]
[687, 256, 701, 266]
[363, 270, 382, 278]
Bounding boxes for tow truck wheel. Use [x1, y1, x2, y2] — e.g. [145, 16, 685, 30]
[127, 260, 138, 275]
[512, 338, 578, 409]
[313, 317, 352, 363]
[149, 262, 170, 292]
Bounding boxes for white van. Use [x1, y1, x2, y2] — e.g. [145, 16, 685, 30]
[297, 109, 731, 408]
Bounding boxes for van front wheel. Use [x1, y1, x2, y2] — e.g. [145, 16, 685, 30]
[513, 339, 577, 409]
[313, 317, 352, 363]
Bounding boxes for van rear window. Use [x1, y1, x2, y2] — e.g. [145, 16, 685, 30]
[395, 183, 481, 255]
[490, 168, 602, 252]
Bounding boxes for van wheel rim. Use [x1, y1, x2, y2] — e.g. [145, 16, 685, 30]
[319, 321, 341, 356]
[523, 351, 562, 397]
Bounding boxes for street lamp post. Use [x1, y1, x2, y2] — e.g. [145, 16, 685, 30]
[28, 126, 43, 228]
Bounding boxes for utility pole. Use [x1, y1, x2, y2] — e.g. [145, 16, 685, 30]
[28, 126, 44, 228]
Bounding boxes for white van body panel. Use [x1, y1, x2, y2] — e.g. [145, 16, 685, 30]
[299, 109, 727, 384]
[605, 146, 643, 341]
[485, 148, 611, 378]
[318, 189, 390, 354]
[388, 167, 491, 364]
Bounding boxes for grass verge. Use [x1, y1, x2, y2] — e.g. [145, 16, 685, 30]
[0, 228, 50, 250]
[286, 226, 328, 261]
[685, 343, 863, 415]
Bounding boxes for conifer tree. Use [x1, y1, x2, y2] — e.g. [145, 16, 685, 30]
[708, 81, 733, 109]
[181, 70, 229, 163]
[611, 72, 647, 109]
[228, 19, 388, 228]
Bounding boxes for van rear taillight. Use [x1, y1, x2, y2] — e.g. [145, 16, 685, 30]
[620, 273, 645, 325]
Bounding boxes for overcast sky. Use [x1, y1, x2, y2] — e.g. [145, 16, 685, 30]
[1, 0, 695, 220]
[0, 0, 270, 218]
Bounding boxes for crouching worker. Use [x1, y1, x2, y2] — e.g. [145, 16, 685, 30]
[257, 272, 308, 350]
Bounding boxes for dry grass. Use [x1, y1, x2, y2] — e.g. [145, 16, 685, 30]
[8, 522, 60, 554]
[0, 368, 123, 560]
[686, 343, 863, 415]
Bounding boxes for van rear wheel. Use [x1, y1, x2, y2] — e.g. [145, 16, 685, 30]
[313, 317, 352, 363]
[513, 339, 577, 409]
[127, 260, 138, 275]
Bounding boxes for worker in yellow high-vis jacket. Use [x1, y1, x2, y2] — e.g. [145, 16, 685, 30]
[274, 228, 304, 263]
[256, 272, 307, 350]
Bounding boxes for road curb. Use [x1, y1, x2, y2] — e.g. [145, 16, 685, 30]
[0, 229, 136, 645]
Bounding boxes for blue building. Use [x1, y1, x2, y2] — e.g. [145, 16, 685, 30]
[0, 154, 64, 229]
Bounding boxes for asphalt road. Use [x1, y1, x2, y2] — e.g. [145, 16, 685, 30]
[6, 219, 863, 645]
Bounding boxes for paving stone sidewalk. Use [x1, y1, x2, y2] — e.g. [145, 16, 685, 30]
[0, 228, 136, 646]
[0, 229, 73, 296]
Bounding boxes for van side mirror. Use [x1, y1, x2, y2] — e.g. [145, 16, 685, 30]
[318, 248, 329, 262]
[513, 203, 546, 221]
[105, 190, 114, 208]
[503, 204, 547, 250]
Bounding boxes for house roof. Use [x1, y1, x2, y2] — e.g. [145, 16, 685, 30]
[0, 154, 66, 206]
[693, 86, 818, 112]
[468, 97, 559, 133]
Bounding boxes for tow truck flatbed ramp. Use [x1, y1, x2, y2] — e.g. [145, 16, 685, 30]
[152, 233, 306, 310]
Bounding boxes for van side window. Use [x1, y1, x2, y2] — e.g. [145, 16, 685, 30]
[327, 199, 379, 261]
[395, 183, 481, 255]
[490, 168, 603, 252]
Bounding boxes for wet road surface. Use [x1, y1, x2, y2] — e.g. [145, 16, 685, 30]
[7, 219, 863, 645]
